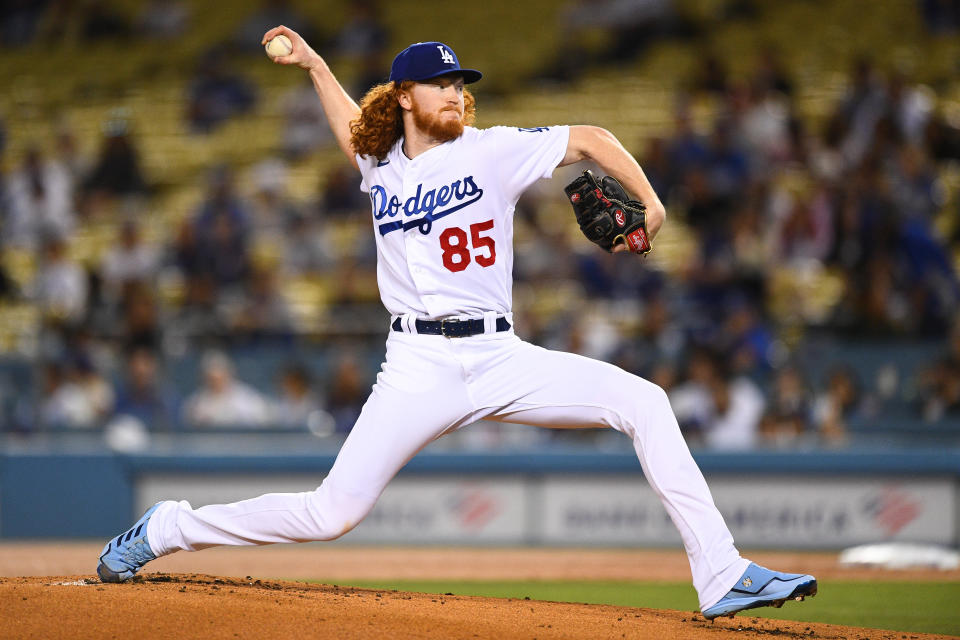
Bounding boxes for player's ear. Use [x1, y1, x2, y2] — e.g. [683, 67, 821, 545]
[395, 82, 412, 112]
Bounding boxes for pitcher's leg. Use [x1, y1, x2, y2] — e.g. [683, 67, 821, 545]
[150, 334, 472, 557]
[481, 343, 748, 609]
[148, 478, 379, 555]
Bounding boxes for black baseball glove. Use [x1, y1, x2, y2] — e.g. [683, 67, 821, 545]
[563, 170, 652, 255]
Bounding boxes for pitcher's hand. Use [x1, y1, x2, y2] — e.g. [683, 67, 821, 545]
[262, 26, 322, 71]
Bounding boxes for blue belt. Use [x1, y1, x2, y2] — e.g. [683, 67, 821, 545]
[391, 316, 511, 338]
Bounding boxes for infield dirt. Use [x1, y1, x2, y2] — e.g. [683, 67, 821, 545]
[1, 545, 957, 639]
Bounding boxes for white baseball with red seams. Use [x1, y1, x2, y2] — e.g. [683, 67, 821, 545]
[145, 120, 749, 611]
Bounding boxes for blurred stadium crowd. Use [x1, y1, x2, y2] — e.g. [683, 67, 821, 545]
[0, 0, 959, 451]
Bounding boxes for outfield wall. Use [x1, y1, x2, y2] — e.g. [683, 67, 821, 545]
[1, 450, 958, 549]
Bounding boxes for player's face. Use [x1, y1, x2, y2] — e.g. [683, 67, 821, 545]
[408, 74, 466, 142]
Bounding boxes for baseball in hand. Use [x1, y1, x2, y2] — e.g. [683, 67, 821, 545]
[265, 34, 293, 58]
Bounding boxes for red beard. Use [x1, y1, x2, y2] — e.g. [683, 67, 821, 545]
[411, 101, 464, 142]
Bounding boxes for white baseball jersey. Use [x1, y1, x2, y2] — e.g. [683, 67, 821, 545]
[357, 125, 569, 318]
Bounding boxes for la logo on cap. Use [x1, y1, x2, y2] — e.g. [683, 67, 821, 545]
[438, 45, 454, 64]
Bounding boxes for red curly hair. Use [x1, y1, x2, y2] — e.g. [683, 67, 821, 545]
[349, 81, 476, 160]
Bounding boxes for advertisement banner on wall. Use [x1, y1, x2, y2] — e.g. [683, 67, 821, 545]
[540, 475, 956, 548]
[138, 473, 956, 547]
[348, 477, 528, 543]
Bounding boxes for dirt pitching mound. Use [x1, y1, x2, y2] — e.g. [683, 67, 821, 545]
[1, 574, 952, 640]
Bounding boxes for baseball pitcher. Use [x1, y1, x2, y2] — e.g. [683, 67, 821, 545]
[97, 27, 817, 621]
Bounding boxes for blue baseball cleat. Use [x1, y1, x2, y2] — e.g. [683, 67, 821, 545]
[97, 503, 161, 583]
[701, 563, 817, 620]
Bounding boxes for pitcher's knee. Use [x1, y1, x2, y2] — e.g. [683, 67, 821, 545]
[624, 375, 668, 408]
[617, 378, 674, 437]
[647, 381, 672, 411]
[306, 482, 378, 541]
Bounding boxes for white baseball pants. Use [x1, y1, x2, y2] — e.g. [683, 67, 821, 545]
[147, 329, 748, 609]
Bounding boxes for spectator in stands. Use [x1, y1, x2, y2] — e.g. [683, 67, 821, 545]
[186, 45, 256, 133]
[574, 242, 660, 300]
[825, 164, 907, 336]
[194, 165, 250, 233]
[4, 146, 76, 249]
[233, 0, 316, 54]
[667, 103, 708, 178]
[0, 262, 18, 301]
[248, 158, 301, 239]
[0, 123, 16, 300]
[171, 218, 204, 279]
[0, 117, 7, 224]
[768, 177, 834, 266]
[614, 294, 684, 379]
[81, 111, 148, 215]
[670, 347, 765, 450]
[228, 263, 295, 344]
[680, 167, 730, 237]
[736, 79, 793, 168]
[333, 1, 389, 97]
[890, 144, 942, 222]
[533, 0, 681, 84]
[925, 111, 960, 162]
[100, 220, 160, 303]
[888, 72, 934, 146]
[758, 365, 813, 448]
[916, 319, 960, 422]
[636, 135, 672, 200]
[270, 363, 325, 429]
[37, 361, 71, 429]
[750, 44, 793, 98]
[201, 208, 252, 288]
[564, 0, 678, 63]
[112, 348, 176, 432]
[32, 233, 88, 324]
[183, 351, 271, 428]
[281, 212, 333, 276]
[0, 0, 48, 47]
[119, 281, 164, 353]
[333, 0, 388, 60]
[38, 353, 114, 429]
[856, 255, 911, 336]
[54, 122, 87, 184]
[79, 0, 132, 41]
[136, 0, 190, 41]
[318, 165, 366, 217]
[727, 201, 769, 283]
[832, 57, 889, 166]
[811, 365, 857, 447]
[170, 274, 226, 347]
[280, 77, 334, 159]
[720, 298, 775, 376]
[889, 147, 959, 335]
[350, 51, 389, 101]
[691, 50, 729, 96]
[831, 160, 896, 273]
[704, 119, 749, 203]
[919, 0, 960, 34]
[192, 166, 253, 287]
[326, 353, 367, 434]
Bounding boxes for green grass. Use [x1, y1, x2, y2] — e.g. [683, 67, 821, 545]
[319, 579, 960, 636]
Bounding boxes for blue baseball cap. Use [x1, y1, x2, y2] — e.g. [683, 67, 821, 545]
[389, 41, 482, 84]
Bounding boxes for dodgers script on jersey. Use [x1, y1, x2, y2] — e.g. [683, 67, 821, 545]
[357, 125, 569, 319]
